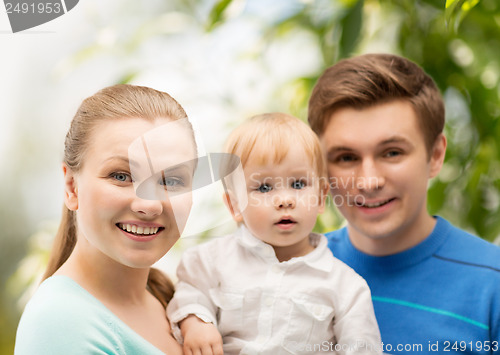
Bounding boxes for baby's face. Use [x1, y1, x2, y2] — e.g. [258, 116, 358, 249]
[237, 144, 326, 260]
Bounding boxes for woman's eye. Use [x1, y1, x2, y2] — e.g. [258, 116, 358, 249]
[257, 184, 272, 193]
[111, 172, 131, 183]
[291, 180, 306, 190]
[160, 177, 184, 189]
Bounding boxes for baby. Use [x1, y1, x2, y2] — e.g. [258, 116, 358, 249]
[167, 113, 382, 355]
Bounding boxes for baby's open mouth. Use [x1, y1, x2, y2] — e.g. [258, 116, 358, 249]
[275, 218, 296, 225]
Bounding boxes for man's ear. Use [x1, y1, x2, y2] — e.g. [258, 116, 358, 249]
[222, 192, 243, 223]
[63, 163, 79, 211]
[429, 134, 447, 179]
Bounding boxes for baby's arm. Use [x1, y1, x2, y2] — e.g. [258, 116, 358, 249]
[333, 275, 382, 354]
[167, 245, 223, 354]
[180, 315, 223, 355]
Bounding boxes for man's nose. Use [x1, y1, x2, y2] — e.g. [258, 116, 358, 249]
[356, 159, 385, 192]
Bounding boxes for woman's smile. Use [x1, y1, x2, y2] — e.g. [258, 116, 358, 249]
[116, 221, 166, 242]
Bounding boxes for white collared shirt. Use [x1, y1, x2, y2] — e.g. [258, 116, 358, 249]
[167, 226, 381, 355]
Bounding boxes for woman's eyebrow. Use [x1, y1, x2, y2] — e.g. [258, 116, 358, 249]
[162, 162, 193, 175]
[103, 156, 140, 168]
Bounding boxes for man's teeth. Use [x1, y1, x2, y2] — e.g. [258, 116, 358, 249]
[363, 200, 390, 208]
[118, 224, 159, 235]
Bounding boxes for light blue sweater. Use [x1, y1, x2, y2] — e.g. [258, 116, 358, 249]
[326, 217, 500, 354]
[15, 275, 166, 355]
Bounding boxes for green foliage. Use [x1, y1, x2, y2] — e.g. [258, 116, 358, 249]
[445, 0, 481, 32]
[206, 0, 234, 31]
[339, 0, 364, 59]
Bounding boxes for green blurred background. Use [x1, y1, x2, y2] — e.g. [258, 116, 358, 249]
[1, 0, 499, 353]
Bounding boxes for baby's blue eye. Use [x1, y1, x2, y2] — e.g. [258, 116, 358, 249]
[258, 184, 272, 193]
[291, 180, 306, 189]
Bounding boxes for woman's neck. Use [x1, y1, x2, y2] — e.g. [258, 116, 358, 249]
[55, 238, 151, 305]
[54, 237, 177, 354]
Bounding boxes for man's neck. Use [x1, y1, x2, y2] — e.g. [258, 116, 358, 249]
[348, 214, 437, 257]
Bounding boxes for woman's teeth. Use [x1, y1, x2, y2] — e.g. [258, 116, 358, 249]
[118, 224, 159, 235]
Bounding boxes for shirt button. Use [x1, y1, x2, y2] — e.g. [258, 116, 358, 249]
[271, 264, 281, 273]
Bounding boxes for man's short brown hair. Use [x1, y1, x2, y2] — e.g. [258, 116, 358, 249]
[308, 53, 445, 153]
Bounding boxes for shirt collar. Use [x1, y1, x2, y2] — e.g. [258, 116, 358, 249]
[236, 225, 334, 272]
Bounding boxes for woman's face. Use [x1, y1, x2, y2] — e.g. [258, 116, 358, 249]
[65, 117, 196, 269]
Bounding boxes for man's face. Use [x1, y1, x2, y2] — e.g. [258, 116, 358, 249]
[320, 100, 445, 255]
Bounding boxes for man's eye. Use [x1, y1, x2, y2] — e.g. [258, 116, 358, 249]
[257, 184, 272, 193]
[291, 180, 306, 189]
[384, 150, 402, 158]
[338, 154, 357, 162]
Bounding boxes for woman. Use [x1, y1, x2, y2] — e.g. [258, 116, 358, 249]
[15, 84, 197, 354]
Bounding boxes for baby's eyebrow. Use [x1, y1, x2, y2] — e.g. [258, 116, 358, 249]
[289, 167, 313, 174]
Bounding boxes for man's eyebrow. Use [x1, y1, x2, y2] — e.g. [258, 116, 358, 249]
[326, 146, 355, 155]
[326, 136, 413, 155]
[380, 136, 412, 145]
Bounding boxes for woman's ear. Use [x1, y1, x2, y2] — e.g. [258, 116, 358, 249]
[222, 192, 243, 223]
[63, 163, 79, 211]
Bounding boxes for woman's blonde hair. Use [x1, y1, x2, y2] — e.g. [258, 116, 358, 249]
[43, 84, 194, 308]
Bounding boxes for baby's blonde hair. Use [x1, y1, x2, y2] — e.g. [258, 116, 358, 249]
[224, 113, 327, 184]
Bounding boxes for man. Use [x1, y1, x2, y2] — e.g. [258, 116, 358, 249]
[308, 53, 500, 354]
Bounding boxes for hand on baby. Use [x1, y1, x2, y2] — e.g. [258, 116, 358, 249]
[180, 315, 223, 355]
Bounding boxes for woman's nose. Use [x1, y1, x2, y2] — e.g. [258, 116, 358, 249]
[131, 196, 164, 217]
